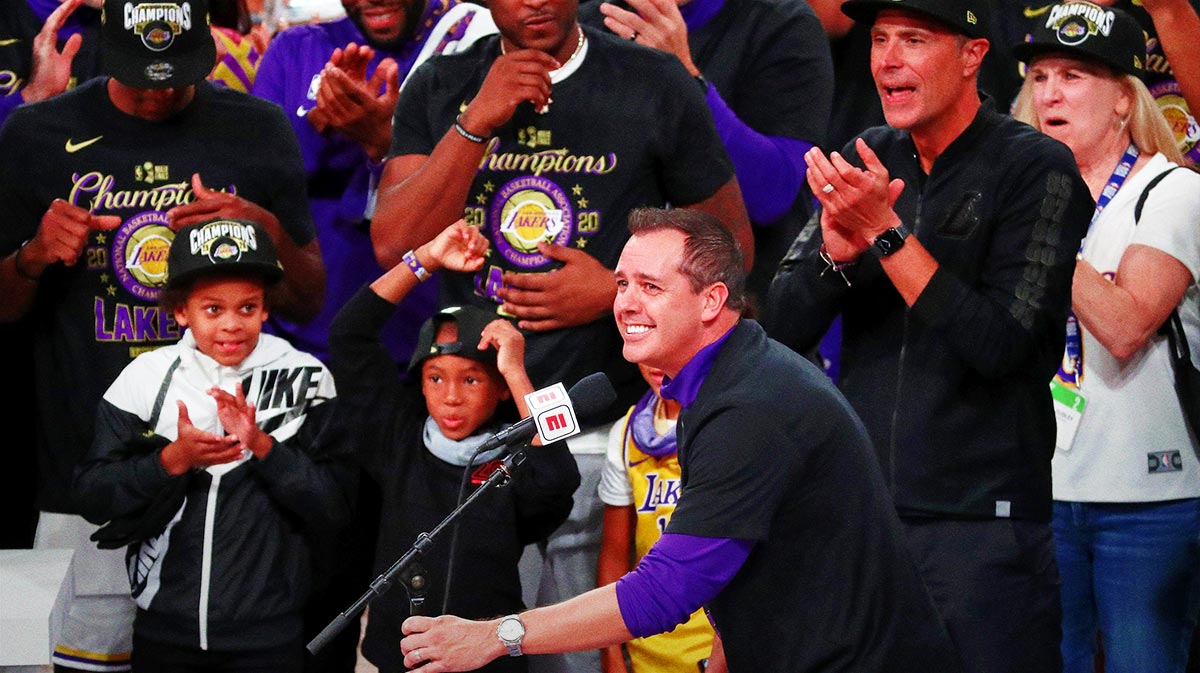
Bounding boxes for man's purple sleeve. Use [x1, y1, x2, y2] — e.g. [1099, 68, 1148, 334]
[614, 532, 752, 638]
[705, 84, 813, 225]
[250, 40, 286, 103]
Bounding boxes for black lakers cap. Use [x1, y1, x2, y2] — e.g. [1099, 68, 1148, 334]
[101, 0, 216, 89]
[841, 0, 988, 39]
[166, 218, 283, 290]
[408, 305, 503, 375]
[1012, 1, 1145, 77]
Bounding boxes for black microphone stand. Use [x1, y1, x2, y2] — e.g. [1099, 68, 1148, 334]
[306, 447, 529, 654]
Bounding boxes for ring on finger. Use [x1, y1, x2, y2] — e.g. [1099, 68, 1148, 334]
[822, 183, 836, 194]
[414, 649, 423, 662]
[629, 31, 638, 40]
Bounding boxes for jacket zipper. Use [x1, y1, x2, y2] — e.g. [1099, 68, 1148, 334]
[199, 473, 222, 650]
[888, 193, 922, 490]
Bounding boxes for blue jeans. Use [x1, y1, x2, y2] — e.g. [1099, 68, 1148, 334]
[1053, 498, 1200, 673]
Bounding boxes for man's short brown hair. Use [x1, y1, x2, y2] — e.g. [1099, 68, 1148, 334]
[627, 208, 746, 312]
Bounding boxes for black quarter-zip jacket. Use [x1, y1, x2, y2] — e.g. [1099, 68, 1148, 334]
[766, 99, 1095, 522]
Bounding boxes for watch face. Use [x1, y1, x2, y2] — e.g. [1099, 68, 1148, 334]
[498, 618, 524, 641]
[874, 226, 909, 257]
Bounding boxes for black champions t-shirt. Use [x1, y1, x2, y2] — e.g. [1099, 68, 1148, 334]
[580, 0, 835, 303]
[0, 79, 314, 511]
[390, 26, 734, 415]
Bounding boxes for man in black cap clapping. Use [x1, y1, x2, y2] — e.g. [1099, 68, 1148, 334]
[765, 1, 1095, 672]
[0, 1, 322, 669]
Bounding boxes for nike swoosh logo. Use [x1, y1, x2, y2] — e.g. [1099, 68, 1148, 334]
[296, 105, 310, 117]
[0, 38, 21, 46]
[1023, 4, 1052, 18]
[628, 458, 650, 468]
[65, 135, 103, 153]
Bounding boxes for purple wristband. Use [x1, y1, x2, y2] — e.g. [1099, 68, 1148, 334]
[403, 250, 429, 282]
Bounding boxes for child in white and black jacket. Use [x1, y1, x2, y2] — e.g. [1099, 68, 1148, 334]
[74, 218, 354, 672]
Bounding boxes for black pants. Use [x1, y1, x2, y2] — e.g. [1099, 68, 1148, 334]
[131, 634, 303, 673]
[901, 517, 1062, 673]
[303, 470, 381, 673]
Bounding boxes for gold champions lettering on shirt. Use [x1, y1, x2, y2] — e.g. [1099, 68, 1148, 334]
[68, 171, 231, 212]
[0, 70, 23, 96]
[477, 138, 618, 177]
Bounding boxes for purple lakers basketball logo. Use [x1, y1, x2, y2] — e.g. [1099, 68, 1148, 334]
[112, 211, 175, 301]
[490, 176, 574, 269]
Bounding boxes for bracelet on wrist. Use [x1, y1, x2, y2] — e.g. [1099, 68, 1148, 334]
[403, 249, 430, 282]
[13, 238, 40, 282]
[454, 114, 487, 144]
[818, 244, 856, 287]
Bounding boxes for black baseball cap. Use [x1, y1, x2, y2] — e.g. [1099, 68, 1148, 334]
[408, 306, 503, 375]
[1011, 1, 1145, 78]
[841, 0, 988, 39]
[165, 218, 283, 291]
[101, 0, 217, 89]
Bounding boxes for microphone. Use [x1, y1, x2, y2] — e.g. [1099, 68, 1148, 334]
[477, 372, 616, 453]
[306, 373, 616, 656]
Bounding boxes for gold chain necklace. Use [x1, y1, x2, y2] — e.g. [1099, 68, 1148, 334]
[500, 24, 586, 67]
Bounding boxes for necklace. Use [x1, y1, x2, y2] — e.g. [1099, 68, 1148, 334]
[500, 26, 585, 113]
[500, 25, 586, 69]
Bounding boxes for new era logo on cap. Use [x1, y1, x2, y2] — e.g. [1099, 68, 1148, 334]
[842, 0, 989, 39]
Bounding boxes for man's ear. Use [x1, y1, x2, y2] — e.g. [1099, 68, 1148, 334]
[961, 37, 990, 78]
[700, 282, 729, 322]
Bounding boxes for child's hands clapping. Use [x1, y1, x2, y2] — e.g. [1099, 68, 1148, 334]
[159, 400, 244, 475]
[210, 383, 273, 459]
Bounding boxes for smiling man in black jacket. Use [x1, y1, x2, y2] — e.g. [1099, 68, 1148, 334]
[765, 1, 1094, 673]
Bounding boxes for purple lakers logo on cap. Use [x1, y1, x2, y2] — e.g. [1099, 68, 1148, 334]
[113, 211, 175, 300]
[490, 176, 574, 269]
[124, 2, 194, 52]
[209, 239, 242, 263]
[1056, 17, 1089, 44]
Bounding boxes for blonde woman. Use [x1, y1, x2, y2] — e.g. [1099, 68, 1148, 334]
[1013, 3, 1200, 672]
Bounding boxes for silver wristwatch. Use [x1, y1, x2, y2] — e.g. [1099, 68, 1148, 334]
[497, 614, 526, 657]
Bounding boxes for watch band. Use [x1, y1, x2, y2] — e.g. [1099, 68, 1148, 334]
[872, 224, 911, 258]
